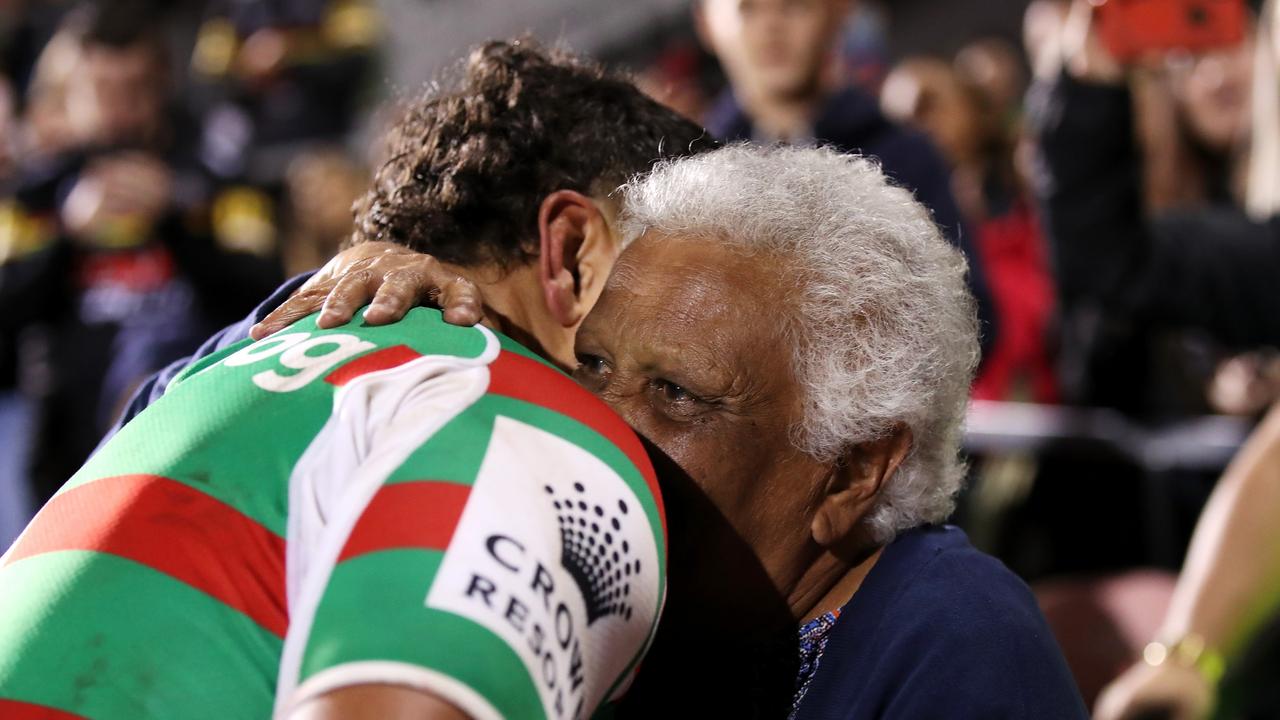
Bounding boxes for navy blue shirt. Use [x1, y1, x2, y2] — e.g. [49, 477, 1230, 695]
[794, 525, 1087, 720]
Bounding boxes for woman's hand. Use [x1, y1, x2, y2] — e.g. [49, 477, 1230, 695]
[250, 241, 485, 339]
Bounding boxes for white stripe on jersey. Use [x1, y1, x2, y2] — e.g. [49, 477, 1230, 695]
[274, 325, 500, 716]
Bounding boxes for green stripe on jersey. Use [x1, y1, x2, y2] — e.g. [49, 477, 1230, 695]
[0, 551, 280, 719]
[300, 549, 543, 718]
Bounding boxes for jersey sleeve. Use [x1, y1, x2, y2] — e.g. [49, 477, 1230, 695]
[274, 337, 664, 720]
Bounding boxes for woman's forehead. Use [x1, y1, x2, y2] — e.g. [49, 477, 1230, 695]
[596, 235, 794, 367]
[610, 234, 777, 312]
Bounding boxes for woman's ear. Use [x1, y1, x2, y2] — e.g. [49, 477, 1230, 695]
[810, 426, 913, 549]
[537, 189, 618, 328]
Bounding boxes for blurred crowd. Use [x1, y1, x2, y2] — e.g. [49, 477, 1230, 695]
[3, 0, 1280, 716]
[0, 0, 375, 523]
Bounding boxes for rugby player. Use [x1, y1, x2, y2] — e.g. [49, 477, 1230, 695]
[0, 41, 710, 720]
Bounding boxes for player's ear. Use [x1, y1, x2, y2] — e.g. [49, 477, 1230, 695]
[537, 190, 620, 328]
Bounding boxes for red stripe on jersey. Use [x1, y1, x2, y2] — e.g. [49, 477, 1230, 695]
[0, 699, 86, 720]
[338, 481, 472, 562]
[486, 350, 666, 536]
[325, 344, 423, 386]
[3, 474, 287, 638]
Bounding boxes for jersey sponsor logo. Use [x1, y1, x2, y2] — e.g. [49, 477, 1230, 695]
[224, 331, 377, 392]
[426, 417, 660, 720]
[547, 484, 641, 625]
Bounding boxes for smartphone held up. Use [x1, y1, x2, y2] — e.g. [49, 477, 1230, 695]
[1094, 0, 1248, 60]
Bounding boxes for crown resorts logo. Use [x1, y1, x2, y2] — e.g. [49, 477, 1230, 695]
[547, 483, 642, 624]
[425, 416, 661, 719]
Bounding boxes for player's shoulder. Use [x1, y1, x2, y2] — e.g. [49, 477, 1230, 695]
[168, 307, 491, 390]
[358, 306, 494, 361]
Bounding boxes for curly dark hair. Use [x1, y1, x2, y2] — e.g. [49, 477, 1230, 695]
[352, 38, 715, 267]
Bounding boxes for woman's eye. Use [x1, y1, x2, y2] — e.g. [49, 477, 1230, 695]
[654, 380, 694, 404]
[574, 354, 609, 378]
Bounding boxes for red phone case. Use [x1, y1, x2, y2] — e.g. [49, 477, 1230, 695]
[1095, 0, 1247, 60]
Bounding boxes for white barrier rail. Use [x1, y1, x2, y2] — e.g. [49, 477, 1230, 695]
[963, 401, 1254, 471]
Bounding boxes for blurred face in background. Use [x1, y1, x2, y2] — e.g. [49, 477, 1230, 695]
[65, 42, 168, 147]
[1168, 38, 1254, 153]
[954, 38, 1027, 122]
[699, 0, 850, 102]
[880, 58, 982, 167]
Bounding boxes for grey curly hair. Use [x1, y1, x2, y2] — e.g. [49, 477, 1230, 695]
[618, 144, 980, 543]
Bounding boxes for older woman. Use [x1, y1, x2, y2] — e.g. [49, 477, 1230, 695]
[595, 145, 1084, 719]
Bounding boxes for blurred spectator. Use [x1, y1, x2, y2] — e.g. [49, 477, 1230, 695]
[955, 38, 1029, 129]
[188, 0, 380, 184]
[832, 0, 891, 92]
[1030, 0, 1280, 418]
[881, 53, 1056, 402]
[881, 59, 965, 149]
[1134, 30, 1274, 418]
[0, 0, 282, 506]
[1130, 28, 1254, 214]
[694, 0, 997, 353]
[881, 47, 1065, 597]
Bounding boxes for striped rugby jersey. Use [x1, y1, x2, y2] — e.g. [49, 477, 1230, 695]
[0, 307, 666, 720]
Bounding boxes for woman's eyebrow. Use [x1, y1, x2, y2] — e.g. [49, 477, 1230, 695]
[642, 344, 738, 394]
